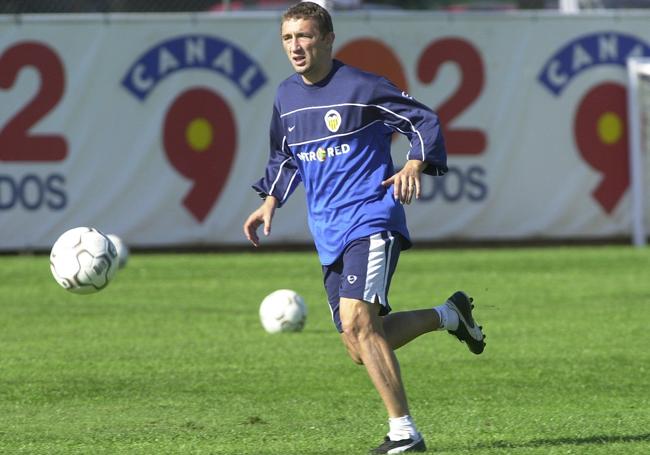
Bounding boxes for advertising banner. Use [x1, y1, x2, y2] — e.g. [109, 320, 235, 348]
[1, 12, 648, 250]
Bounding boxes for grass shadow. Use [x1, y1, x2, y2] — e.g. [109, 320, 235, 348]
[475, 433, 650, 450]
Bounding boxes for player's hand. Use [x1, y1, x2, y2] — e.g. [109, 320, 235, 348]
[381, 160, 428, 205]
[243, 196, 278, 247]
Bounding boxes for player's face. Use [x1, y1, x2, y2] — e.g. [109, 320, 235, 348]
[281, 17, 334, 84]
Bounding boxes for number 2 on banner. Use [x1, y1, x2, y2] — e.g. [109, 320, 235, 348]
[0, 41, 68, 161]
[418, 38, 487, 155]
[335, 36, 487, 156]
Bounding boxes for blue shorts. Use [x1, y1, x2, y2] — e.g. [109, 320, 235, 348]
[322, 231, 403, 333]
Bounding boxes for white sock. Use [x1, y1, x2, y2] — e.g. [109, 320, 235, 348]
[388, 415, 419, 441]
[434, 303, 459, 331]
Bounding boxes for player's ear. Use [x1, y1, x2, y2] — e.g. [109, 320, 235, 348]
[324, 31, 335, 48]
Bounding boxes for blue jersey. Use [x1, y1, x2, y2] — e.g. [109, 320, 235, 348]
[253, 60, 447, 265]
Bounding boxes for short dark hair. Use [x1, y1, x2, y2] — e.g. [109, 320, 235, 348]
[282, 2, 334, 35]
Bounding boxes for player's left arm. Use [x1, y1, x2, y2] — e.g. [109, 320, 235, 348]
[374, 77, 448, 204]
[381, 159, 428, 205]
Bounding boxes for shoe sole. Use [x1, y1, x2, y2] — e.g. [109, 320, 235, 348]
[370, 435, 427, 454]
[387, 437, 427, 454]
[445, 291, 486, 355]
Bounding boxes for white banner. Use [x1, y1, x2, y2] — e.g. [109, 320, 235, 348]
[1, 12, 648, 250]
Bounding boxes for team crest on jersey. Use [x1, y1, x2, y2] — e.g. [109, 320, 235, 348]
[324, 109, 342, 133]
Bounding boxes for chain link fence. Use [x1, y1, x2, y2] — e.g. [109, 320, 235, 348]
[1, 0, 649, 14]
[0, 0, 218, 13]
[0, 1, 559, 14]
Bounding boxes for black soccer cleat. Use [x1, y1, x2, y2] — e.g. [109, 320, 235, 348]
[445, 291, 486, 355]
[369, 434, 427, 454]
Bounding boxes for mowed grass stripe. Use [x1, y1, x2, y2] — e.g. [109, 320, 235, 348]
[1, 246, 649, 454]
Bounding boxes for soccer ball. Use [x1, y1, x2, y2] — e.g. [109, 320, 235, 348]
[259, 289, 307, 334]
[107, 234, 129, 269]
[50, 227, 119, 294]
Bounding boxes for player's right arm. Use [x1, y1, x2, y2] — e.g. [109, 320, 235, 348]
[245, 101, 301, 246]
[251, 103, 302, 205]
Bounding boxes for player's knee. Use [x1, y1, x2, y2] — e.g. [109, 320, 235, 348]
[349, 354, 364, 365]
[340, 301, 373, 339]
[342, 324, 370, 358]
[341, 334, 364, 365]
[346, 345, 364, 365]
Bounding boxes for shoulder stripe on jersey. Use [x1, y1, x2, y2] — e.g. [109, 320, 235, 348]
[281, 102, 425, 160]
[281, 170, 299, 202]
[269, 136, 290, 196]
[269, 157, 291, 195]
[280, 102, 362, 118]
[287, 119, 383, 147]
[385, 123, 419, 160]
[373, 105, 425, 161]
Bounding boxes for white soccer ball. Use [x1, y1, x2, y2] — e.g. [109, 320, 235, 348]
[259, 289, 307, 334]
[50, 227, 119, 294]
[107, 234, 129, 269]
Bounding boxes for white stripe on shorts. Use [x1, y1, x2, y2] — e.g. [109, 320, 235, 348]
[363, 232, 395, 308]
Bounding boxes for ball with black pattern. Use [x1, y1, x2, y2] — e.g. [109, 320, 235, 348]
[50, 227, 119, 294]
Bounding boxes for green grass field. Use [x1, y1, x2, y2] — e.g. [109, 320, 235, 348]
[1, 245, 650, 454]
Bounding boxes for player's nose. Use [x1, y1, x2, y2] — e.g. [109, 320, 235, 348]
[288, 38, 302, 52]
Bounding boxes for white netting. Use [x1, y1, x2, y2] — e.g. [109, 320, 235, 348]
[640, 72, 650, 175]
[627, 57, 650, 246]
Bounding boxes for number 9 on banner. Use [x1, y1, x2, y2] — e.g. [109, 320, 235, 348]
[163, 87, 237, 222]
[573, 82, 629, 214]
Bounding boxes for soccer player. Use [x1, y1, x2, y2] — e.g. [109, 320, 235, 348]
[243, 2, 486, 453]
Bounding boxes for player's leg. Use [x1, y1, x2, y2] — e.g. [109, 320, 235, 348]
[329, 232, 425, 453]
[339, 298, 425, 454]
[339, 297, 409, 417]
[382, 308, 440, 350]
[325, 230, 403, 364]
[382, 293, 486, 354]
